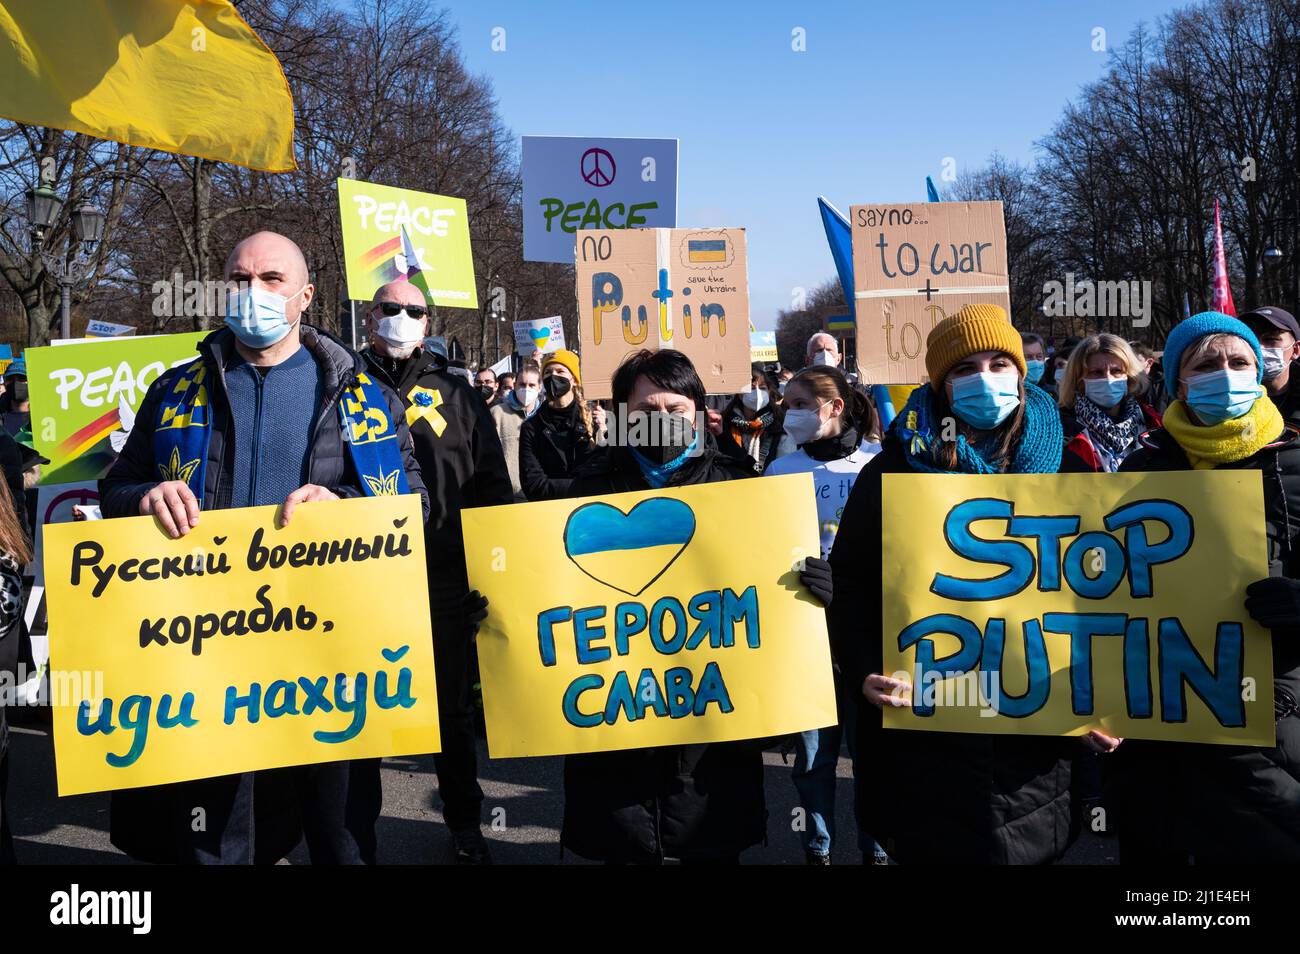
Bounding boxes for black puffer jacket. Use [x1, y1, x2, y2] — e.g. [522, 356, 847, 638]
[559, 437, 766, 863]
[99, 325, 429, 864]
[101, 325, 430, 524]
[1110, 425, 1300, 864]
[361, 346, 513, 572]
[828, 437, 1081, 864]
[519, 400, 596, 501]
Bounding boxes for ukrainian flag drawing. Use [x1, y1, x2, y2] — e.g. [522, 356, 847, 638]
[564, 498, 696, 597]
[687, 239, 727, 264]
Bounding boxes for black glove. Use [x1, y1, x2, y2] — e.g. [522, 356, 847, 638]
[463, 590, 489, 629]
[799, 556, 833, 607]
[1244, 576, 1300, 629]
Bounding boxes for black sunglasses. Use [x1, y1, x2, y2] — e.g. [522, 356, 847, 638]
[376, 301, 430, 319]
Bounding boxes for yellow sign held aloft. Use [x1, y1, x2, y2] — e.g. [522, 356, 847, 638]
[881, 471, 1274, 746]
[462, 474, 837, 757]
[44, 495, 438, 796]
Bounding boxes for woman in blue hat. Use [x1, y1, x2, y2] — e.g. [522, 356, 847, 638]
[1112, 311, 1300, 864]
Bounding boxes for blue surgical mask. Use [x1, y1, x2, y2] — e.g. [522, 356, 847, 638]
[1025, 359, 1045, 385]
[1084, 376, 1128, 409]
[950, 371, 1021, 430]
[225, 284, 306, 348]
[1182, 369, 1261, 424]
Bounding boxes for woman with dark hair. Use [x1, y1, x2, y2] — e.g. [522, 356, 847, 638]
[556, 348, 829, 864]
[828, 304, 1093, 864]
[723, 363, 787, 472]
[0, 478, 32, 865]
[1112, 313, 1300, 864]
[764, 365, 882, 863]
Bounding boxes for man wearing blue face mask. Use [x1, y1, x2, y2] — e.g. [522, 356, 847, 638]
[1020, 332, 1048, 388]
[100, 231, 429, 866]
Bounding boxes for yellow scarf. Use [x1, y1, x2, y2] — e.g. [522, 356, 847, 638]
[1161, 395, 1285, 469]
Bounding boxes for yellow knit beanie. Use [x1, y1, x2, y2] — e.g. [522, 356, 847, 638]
[924, 304, 1025, 384]
[542, 348, 581, 385]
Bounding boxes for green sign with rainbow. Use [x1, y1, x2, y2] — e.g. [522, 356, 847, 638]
[337, 177, 477, 309]
[26, 332, 204, 484]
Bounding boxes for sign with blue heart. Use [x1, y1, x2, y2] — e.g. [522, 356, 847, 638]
[462, 475, 837, 758]
[512, 315, 565, 356]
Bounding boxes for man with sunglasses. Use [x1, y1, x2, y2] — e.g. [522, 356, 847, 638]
[359, 279, 513, 864]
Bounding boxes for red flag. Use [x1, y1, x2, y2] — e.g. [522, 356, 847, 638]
[1212, 198, 1236, 316]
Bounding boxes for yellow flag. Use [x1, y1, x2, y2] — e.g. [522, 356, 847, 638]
[0, 0, 295, 172]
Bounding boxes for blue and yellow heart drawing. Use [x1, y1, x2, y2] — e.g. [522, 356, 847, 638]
[564, 498, 695, 596]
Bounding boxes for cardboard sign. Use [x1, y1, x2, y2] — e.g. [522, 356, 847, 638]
[44, 495, 439, 796]
[25, 332, 205, 484]
[574, 227, 752, 399]
[880, 471, 1274, 746]
[750, 330, 777, 363]
[337, 177, 477, 309]
[462, 474, 837, 757]
[522, 136, 678, 263]
[513, 316, 566, 356]
[850, 201, 1009, 384]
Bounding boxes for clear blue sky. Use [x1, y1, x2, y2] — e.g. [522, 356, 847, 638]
[446, 0, 1183, 329]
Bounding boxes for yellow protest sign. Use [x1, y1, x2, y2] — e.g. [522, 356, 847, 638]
[462, 474, 836, 757]
[44, 495, 439, 796]
[881, 471, 1274, 746]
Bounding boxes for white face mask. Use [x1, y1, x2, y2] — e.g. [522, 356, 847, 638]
[783, 402, 829, 445]
[810, 350, 838, 367]
[376, 309, 427, 348]
[742, 387, 769, 411]
[515, 385, 539, 407]
[1262, 347, 1289, 380]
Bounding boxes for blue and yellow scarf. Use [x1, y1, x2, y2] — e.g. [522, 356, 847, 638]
[153, 358, 410, 504]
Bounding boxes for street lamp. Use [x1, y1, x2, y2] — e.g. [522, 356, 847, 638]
[24, 186, 105, 340]
[1263, 243, 1284, 302]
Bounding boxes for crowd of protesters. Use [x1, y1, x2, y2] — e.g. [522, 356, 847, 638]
[1, 228, 1296, 866]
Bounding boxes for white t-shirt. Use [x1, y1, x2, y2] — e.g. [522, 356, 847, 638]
[765, 440, 881, 558]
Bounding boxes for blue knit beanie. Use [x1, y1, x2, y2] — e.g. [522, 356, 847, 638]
[1162, 311, 1264, 385]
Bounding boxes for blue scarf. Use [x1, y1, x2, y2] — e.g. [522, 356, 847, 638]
[630, 431, 701, 488]
[892, 381, 1063, 474]
[153, 359, 410, 504]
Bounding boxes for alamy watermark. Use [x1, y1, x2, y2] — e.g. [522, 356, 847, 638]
[1042, 272, 1151, 328]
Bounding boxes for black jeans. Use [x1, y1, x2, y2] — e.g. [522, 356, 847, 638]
[427, 571, 484, 831]
[110, 762, 376, 865]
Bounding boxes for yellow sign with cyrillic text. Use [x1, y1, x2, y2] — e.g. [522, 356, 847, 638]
[44, 495, 439, 796]
[462, 474, 837, 757]
[880, 471, 1274, 746]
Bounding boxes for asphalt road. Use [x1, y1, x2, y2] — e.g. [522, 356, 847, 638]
[6, 715, 1114, 865]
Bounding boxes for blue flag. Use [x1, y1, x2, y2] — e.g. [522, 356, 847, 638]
[926, 176, 941, 202]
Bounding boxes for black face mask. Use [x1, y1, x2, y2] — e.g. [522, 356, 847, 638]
[543, 375, 572, 400]
[477, 383, 496, 399]
[11, 382, 28, 403]
[628, 410, 695, 465]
